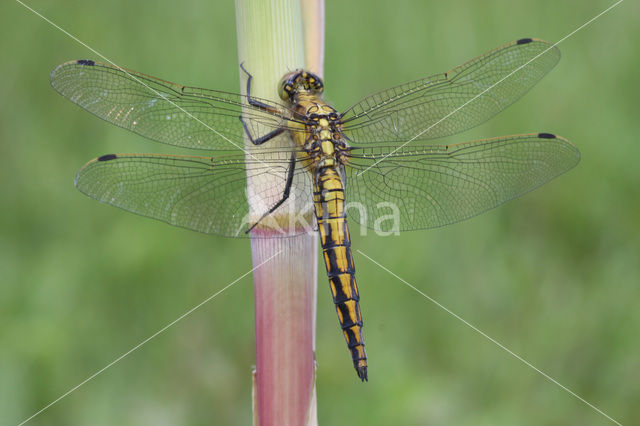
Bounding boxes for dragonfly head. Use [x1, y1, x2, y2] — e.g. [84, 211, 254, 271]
[278, 70, 324, 100]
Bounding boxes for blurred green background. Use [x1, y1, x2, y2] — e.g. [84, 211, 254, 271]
[1, 0, 638, 424]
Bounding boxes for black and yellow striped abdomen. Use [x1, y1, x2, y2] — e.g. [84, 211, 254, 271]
[314, 167, 368, 381]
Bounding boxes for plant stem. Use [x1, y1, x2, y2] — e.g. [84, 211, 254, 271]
[301, 0, 325, 76]
[235, 1, 322, 425]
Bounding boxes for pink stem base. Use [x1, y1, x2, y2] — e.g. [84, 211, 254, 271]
[251, 233, 317, 426]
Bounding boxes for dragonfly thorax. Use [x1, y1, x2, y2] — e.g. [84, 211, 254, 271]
[302, 113, 350, 170]
[279, 69, 324, 101]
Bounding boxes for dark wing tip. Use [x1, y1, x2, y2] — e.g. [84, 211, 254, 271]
[538, 132, 557, 139]
[97, 154, 118, 162]
[356, 366, 368, 382]
[77, 59, 96, 66]
[516, 38, 534, 45]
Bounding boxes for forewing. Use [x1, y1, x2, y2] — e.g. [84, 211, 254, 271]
[50, 60, 292, 151]
[340, 39, 560, 144]
[75, 150, 315, 237]
[344, 133, 579, 232]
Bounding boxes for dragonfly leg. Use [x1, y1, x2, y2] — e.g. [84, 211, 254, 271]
[246, 152, 296, 233]
[240, 63, 278, 110]
[238, 63, 287, 145]
[239, 118, 285, 145]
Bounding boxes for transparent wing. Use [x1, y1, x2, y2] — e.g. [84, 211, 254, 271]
[340, 39, 560, 144]
[344, 133, 579, 232]
[50, 60, 300, 151]
[75, 150, 315, 237]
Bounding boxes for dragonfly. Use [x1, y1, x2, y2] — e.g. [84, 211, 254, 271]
[50, 38, 580, 382]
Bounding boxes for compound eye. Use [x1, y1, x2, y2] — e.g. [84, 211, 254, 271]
[278, 72, 298, 100]
[278, 81, 291, 100]
[314, 80, 324, 94]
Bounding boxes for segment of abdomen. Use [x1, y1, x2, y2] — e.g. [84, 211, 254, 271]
[314, 166, 368, 381]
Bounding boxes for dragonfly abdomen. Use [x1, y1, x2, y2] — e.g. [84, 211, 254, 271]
[314, 167, 368, 381]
